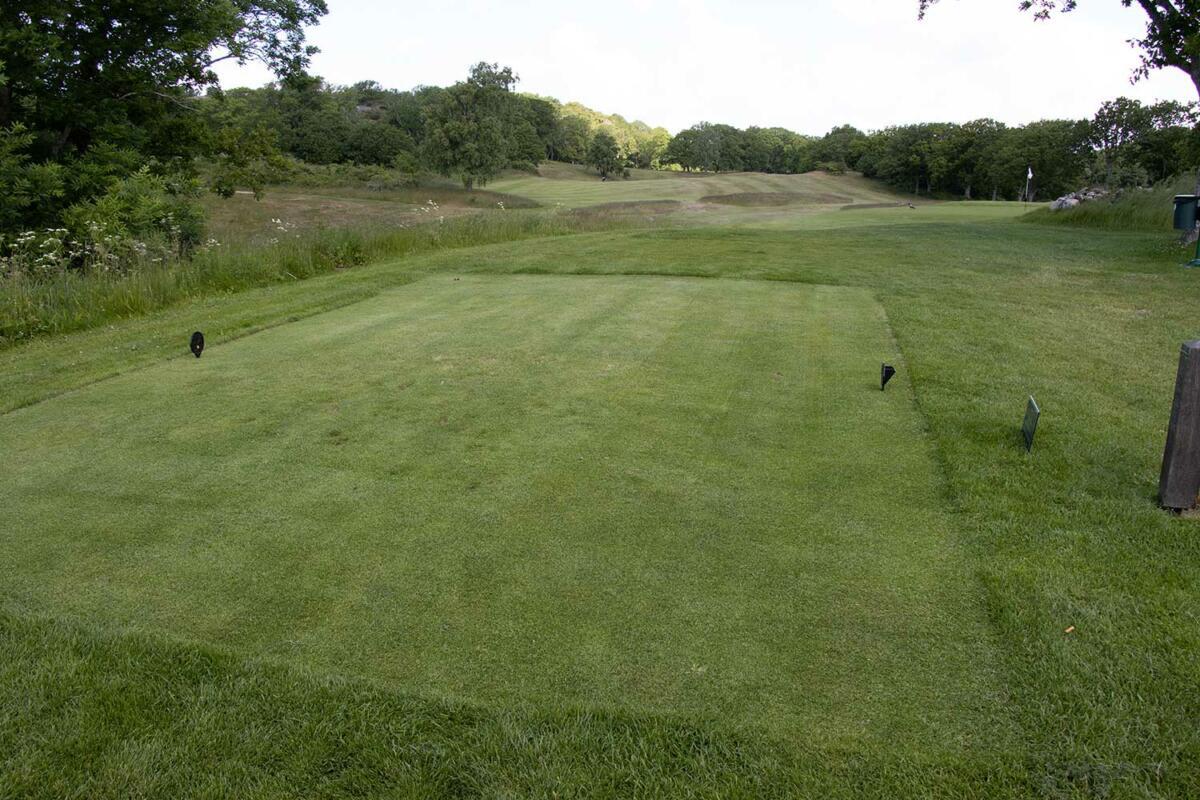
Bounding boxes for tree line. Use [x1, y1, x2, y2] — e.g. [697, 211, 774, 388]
[663, 100, 1197, 201]
[223, 64, 1199, 202]
[214, 65, 671, 188]
[218, 68, 1200, 203]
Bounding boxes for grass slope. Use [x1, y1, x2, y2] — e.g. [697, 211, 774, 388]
[490, 163, 901, 209]
[201, 184, 538, 244]
[1022, 174, 1198, 232]
[1, 610, 1031, 799]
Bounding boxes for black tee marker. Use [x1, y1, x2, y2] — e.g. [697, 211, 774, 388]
[190, 331, 205, 358]
[1022, 395, 1040, 452]
[881, 363, 896, 390]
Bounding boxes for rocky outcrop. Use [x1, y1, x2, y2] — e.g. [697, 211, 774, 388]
[1049, 187, 1108, 211]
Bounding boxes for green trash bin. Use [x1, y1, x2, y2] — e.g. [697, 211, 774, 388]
[1173, 195, 1198, 230]
[1174, 195, 1200, 268]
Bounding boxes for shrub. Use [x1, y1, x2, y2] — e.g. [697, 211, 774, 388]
[344, 122, 413, 167]
[0, 228, 78, 279]
[64, 169, 206, 254]
[311, 231, 368, 271]
[815, 161, 847, 175]
[0, 125, 65, 231]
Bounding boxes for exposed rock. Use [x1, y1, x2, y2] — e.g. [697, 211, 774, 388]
[1049, 187, 1108, 211]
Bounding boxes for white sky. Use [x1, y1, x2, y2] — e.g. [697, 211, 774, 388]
[213, 0, 1198, 136]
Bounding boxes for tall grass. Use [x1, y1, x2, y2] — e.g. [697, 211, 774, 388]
[259, 159, 541, 208]
[0, 210, 636, 347]
[1022, 173, 1199, 232]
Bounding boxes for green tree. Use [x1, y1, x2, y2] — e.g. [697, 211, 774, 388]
[554, 116, 592, 164]
[781, 135, 817, 174]
[345, 120, 412, 166]
[997, 119, 1092, 200]
[665, 124, 816, 175]
[663, 128, 699, 171]
[557, 101, 664, 166]
[865, 124, 944, 195]
[743, 127, 805, 173]
[198, 91, 286, 199]
[0, 124, 64, 231]
[1091, 98, 1197, 186]
[265, 74, 353, 164]
[712, 124, 746, 172]
[387, 87, 442, 143]
[629, 129, 672, 169]
[692, 123, 722, 172]
[422, 63, 517, 189]
[1090, 97, 1156, 187]
[516, 95, 561, 161]
[955, 119, 1010, 199]
[502, 95, 550, 168]
[586, 130, 621, 178]
[0, 0, 326, 233]
[813, 125, 868, 170]
[1131, 113, 1200, 182]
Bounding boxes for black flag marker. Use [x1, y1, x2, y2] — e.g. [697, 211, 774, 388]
[190, 331, 205, 358]
[1022, 395, 1040, 452]
[881, 363, 896, 390]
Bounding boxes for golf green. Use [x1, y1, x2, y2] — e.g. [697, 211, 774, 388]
[0, 274, 998, 747]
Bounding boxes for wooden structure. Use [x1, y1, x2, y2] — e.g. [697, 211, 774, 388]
[1159, 341, 1200, 511]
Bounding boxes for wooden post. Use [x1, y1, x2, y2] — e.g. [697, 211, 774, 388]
[1159, 341, 1200, 511]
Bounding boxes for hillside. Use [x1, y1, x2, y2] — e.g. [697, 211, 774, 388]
[491, 162, 905, 211]
[1022, 174, 1198, 232]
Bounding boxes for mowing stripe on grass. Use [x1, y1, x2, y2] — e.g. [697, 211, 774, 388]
[0, 274, 1002, 750]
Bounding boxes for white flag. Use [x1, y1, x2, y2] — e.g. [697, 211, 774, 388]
[1027, 167, 1034, 181]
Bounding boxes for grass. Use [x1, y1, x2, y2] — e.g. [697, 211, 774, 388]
[0, 209, 639, 347]
[489, 162, 902, 209]
[0, 274, 997, 746]
[201, 184, 538, 243]
[3, 168, 1200, 796]
[1022, 174, 1199, 232]
[1, 610, 1032, 799]
[699, 191, 849, 206]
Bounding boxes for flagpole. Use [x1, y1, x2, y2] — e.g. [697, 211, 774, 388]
[1025, 166, 1033, 205]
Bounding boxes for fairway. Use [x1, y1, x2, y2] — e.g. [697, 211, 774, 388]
[0, 274, 996, 746]
[490, 163, 902, 209]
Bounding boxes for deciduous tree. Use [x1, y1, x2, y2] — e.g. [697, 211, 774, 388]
[587, 130, 621, 178]
[0, 0, 326, 232]
[423, 64, 516, 189]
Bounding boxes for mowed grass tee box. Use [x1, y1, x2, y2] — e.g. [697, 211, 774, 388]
[0, 274, 998, 748]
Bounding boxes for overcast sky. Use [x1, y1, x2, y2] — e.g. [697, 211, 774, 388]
[213, 0, 1197, 136]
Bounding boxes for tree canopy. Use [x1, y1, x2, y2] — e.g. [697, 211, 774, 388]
[586, 130, 621, 178]
[0, 0, 326, 235]
[422, 63, 515, 189]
